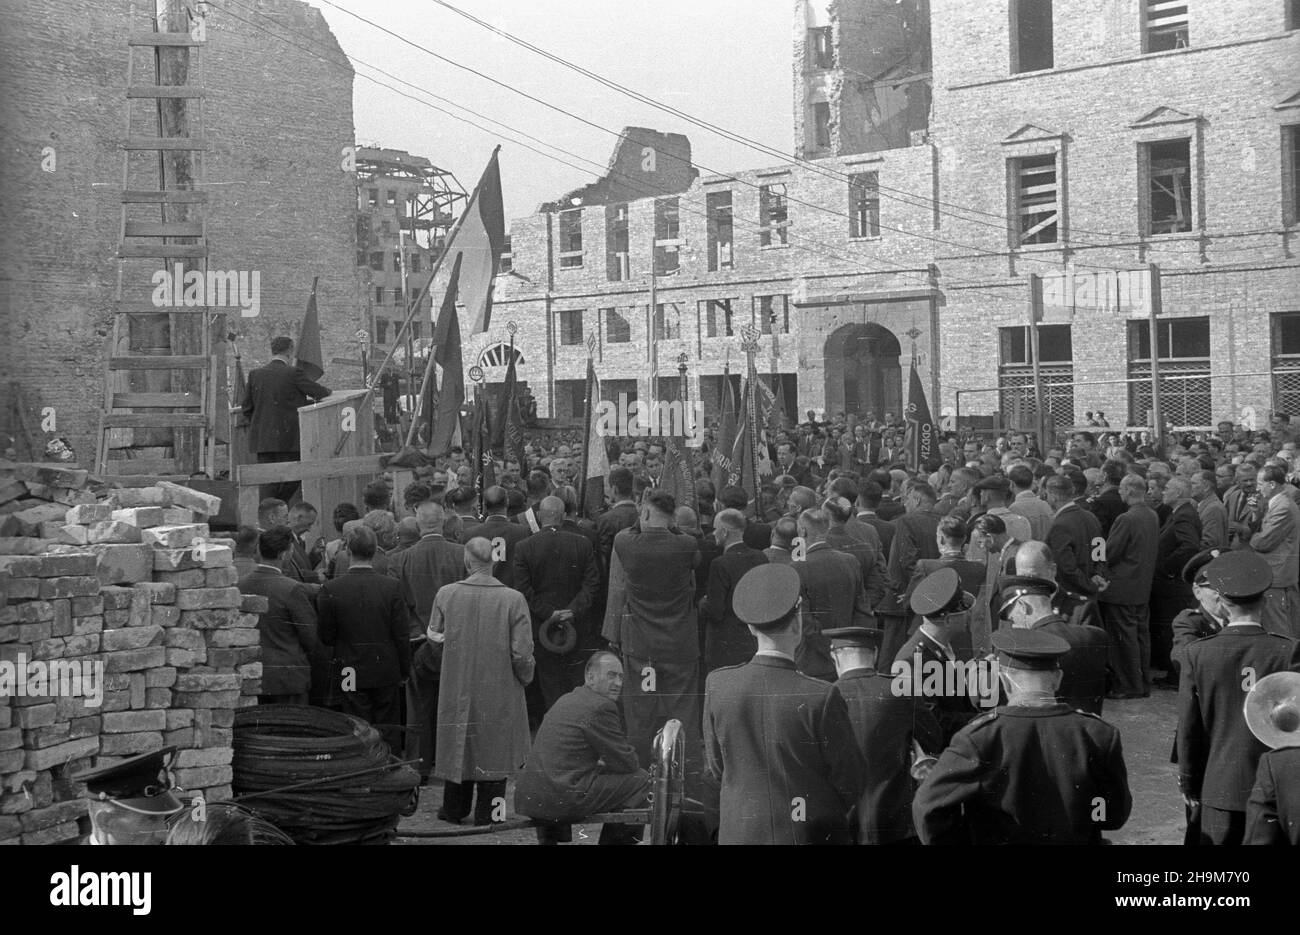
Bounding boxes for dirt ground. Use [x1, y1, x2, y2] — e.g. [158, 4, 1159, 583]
[394, 688, 1186, 846]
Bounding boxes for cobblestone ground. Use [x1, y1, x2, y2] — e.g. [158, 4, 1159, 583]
[395, 689, 1185, 846]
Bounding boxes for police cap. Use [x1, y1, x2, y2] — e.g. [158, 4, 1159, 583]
[910, 567, 975, 617]
[822, 627, 884, 651]
[1181, 549, 1222, 586]
[72, 747, 183, 815]
[1204, 550, 1273, 602]
[991, 628, 1070, 671]
[996, 574, 1056, 617]
[733, 564, 802, 630]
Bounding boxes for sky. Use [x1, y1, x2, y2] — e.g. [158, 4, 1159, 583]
[301, 0, 795, 220]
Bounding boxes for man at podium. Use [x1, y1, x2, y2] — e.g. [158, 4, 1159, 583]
[243, 335, 331, 503]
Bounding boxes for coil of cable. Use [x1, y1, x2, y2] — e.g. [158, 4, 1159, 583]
[232, 704, 420, 845]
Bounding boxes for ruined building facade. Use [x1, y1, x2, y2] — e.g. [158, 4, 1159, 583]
[492, 0, 1300, 434]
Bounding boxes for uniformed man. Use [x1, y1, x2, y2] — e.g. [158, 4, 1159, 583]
[703, 564, 867, 844]
[825, 625, 942, 845]
[1177, 551, 1300, 845]
[1169, 549, 1226, 683]
[894, 567, 981, 744]
[1243, 671, 1300, 845]
[72, 747, 184, 845]
[913, 629, 1132, 844]
[999, 574, 1108, 714]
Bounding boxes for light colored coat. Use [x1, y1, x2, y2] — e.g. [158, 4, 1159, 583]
[1251, 492, 1300, 588]
[430, 572, 535, 782]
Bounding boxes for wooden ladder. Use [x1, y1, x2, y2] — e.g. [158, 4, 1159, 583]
[97, 1, 218, 480]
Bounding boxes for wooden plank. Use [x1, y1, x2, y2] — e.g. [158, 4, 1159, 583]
[121, 190, 209, 204]
[124, 137, 208, 151]
[123, 221, 205, 237]
[109, 356, 209, 371]
[117, 244, 208, 259]
[128, 33, 201, 47]
[103, 413, 208, 428]
[112, 392, 202, 408]
[101, 460, 179, 476]
[126, 85, 207, 99]
[236, 454, 386, 486]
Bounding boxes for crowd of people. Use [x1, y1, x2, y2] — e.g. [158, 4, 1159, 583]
[229, 405, 1300, 845]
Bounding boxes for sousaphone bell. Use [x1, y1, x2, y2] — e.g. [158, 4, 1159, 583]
[1244, 671, 1300, 750]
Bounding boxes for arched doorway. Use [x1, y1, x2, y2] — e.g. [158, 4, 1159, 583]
[823, 323, 903, 420]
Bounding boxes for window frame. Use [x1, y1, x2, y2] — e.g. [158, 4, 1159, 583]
[809, 26, 834, 71]
[702, 298, 737, 338]
[756, 295, 791, 335]
[706, 191, 734, 272]
[1284, 123, 1300, 228]
[1010, 0, 1054, 74]
[604, 307, 631, 344]
[1011, 152, 1060, 246]
[1142, 0, 1189, 54]
[558, 209, 584, 269]
[759, 183, 790, 248]
[1140, 136, 1195, 236]
[557, 309, 585, 346]
[848, 172, 881, 240]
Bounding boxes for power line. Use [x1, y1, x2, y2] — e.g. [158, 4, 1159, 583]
[427, 0, 1278, 261]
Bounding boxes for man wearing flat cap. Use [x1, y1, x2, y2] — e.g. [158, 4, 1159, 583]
[73, 747, 184, 845]
[894, 567, 980, 745]
[999, 574, 1108, 714]
[826, 626, 941, 845]
[703, 564, 867, 844]
[913, 629, 1132, 845]
[1176, 550, 1300, 845]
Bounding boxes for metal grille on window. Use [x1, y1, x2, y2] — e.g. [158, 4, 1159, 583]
[1274, 367, 1300, 418]
[998, 366, 1074, 431]
[1128, 362, 1212, 428]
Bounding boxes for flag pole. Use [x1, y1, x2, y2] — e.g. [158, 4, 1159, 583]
[579, 332, 597, 514]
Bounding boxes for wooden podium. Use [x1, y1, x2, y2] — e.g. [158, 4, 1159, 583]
[234, 388, 384, 527]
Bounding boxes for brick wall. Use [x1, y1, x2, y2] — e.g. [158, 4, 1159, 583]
[0, 0, 358, 462]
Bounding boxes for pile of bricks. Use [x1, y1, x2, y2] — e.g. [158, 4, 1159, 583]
[0, 463, 265, 845]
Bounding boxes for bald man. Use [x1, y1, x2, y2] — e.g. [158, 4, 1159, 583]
[461, 486, 532, 590]
[700, 509, 769, 672]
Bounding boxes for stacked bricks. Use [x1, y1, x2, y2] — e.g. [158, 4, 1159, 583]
[0, 465, 263, 844]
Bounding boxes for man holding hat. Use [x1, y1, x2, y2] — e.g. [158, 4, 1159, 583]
[73, 748, 184, 845]
[1243, 671, 1300, 844]
[999, 574, 1108, 714]
[913, 629, 1132, 845]
[1176, 550, 1300, 845]
[895, 567, 980, 745]
[703, 564, 867, 844]
[826, 625, 942, 845]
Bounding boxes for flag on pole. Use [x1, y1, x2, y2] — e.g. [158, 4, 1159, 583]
[492, 339, 527, 470]
[427, 253, 465, 458]
[579, 353, 608, 519]
[730, 378, 760, 509]
[711, 365, 737, 492]
[904, 361, 936, 471]
[296, 276, 324, 381]
[471, 393, 495, 495]
[431, 148, 506, 336]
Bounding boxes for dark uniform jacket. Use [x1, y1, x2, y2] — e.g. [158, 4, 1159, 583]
[242, 358, 330, 453]
[513, 526, 601, 648]
[837, 667, 942, 844]
[913, 703, 1132, 845]
[461, 514, 532, 590]
[826, 525, 888, 608]
[1028, 613, 1109, 715]
[1087, 488, 1126, 539]
[704, 655, 867, 844]
[1047, 502, 1104, 600]
[318, 567, 411, 690]
[700, 543, 768, 671]
[1246, 747, 1300, 845]
[238, 565, 318, 695]
[1176, 624, 1300, 812]
[1100, 503, 1159, 606]
[595, 500, 638, 566]
[893, 628, 979, 745]
[602, 526, 700, 664]
[1152, 501, 1202, 623]
[388, 533, 466, 642]
[886, 510, 941, 597]
[514, 685, 647, 822]
[794, 543, 875, 681]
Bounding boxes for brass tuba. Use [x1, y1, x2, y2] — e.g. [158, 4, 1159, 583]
[910, 739, 939, 782]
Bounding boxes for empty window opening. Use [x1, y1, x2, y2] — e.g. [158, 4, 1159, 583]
[559, 209, 583, 268]
[606, 203, 630, 282]
[759, 184, 789, 247]
[704, 299, 735, 338]
[558, 310, 584, 346]
[813, 102, 832, 149]
[1143, 0, 1188, 52]
[707, 191, 734, 272]
[809, 27, 834, 70]
[849, 173, 880, 239]
[1144, 139, 1192, 235]
[500, 235, 513, 273]
[604, 308, 630, 343]
[1014, 154, 1059, 245]
[654, 198, 681, 274]
[1012, 0, 1054, 73]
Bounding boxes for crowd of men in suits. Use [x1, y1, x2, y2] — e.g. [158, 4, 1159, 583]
[228, 410, 1300, 844]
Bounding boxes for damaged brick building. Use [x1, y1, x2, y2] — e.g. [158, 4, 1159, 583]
[490, 0, 1300, 433]
[0, 0, 359, 468]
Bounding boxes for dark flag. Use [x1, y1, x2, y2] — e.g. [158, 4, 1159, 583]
[296, 276, 324, 382]
[427, 253, 465, 458]
[711, 365, 737, 492]
[904, 361, 936, 471]
[579, 354, 608, 519]
[730, 379, 759, 510]
[472, 394, 495, 495]
[492, 339, 527, 470]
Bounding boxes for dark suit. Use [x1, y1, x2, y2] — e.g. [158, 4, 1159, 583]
[742, 519, 772, 550]
[902, 555, 988, 659]
[794, 543, 875, 681]
[1100, 503, 1160, 695]
[514, 526, 601, 720]
[514, 685, 650, 842]
[318, 566, 412, 751]
[877, 497, 906, 522]
[1047, 502, 1104, 626]
[1026, 613, 1109, 715]
[763, 545, 793, 565]
[1246, 747, 1300, 845]
[826, 525, 888, 609]
[893, 628, 979, 745]
[704, 655, 867, 844]
[837, 667, 942, 844]
[595, 500, 638, 567]
[1176, 624, 1300, 844]
[241, 358, 330, 502]
[237, 564, 318, 702]
[1087, 488, 1126, 538]
[914, 703, 1132, 845]
[856, 511, 895, 558]
[388, 532, 466, 779]
[462, 514, 531, 589]
[700, 543, 768, 672]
